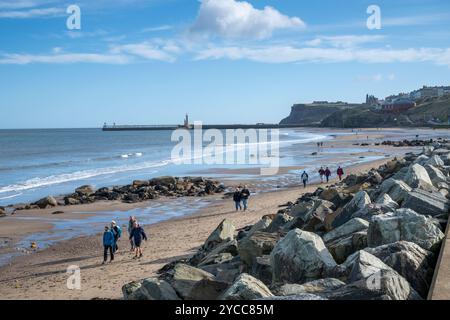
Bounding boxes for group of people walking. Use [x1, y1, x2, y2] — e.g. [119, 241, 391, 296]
[300, 165, 345, 188]
[102, 216, 147, 264]
[233, 185, 251, 211]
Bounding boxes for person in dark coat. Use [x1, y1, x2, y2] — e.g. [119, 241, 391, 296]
[337, 166, 344, 181]
[318, 167, 325, 183]
[233, 187, 242, 211]
[240, 186, 251, 212]
[325, 167, 331, 183]
[301, 171, 309, 188]
[129, 222, 147, 259]
[103, 226, 115, 264]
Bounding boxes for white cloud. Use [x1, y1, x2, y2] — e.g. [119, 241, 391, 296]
[305, 35, 386, 48]
[189, 0, 305, 40]
[110, 41, 180, 63]
[142, 25, 173, 33]
[355, 73, 396, 82]
[0, 7, 63, 18]
[194, 45, 450, 67]
[0, 53, 130, 65]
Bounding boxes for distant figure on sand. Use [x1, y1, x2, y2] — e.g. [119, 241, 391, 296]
[318, 167, 325, 183]
[233, 187, 242, 211]
[128, 216, 137, 251]
[337, 166, 344, 181]
[325, 167, 331, 183]
[240, 186, 251, 212]
[103, 226, 115, 264]
[129, 222, 147, 259]
[111, 220, 122, 253]
[301, 171, 309, 188]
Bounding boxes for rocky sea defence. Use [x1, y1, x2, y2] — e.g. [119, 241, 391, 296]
[6, 176, 225, 213]
[122, 142, 450, 300]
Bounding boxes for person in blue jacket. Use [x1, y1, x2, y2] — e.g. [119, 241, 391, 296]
[103, 225, 115, 264]
[129, 222, 148, 259]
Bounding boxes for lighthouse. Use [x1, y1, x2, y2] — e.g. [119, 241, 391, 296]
[184, 114, 190, 128]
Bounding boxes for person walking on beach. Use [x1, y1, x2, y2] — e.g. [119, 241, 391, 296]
[233, 187, 242, 211]
[111, 220, 122, 253]
[325, 167, 331, 183]
[301, 171, 309, 188]
[103, 226, 115, 264]
[128, 216, 137, 251]
[318, 167, 325, 183]
[240, 186, 251, 212]
[129, 222, 147, 259]
[337, 166, 344, 181]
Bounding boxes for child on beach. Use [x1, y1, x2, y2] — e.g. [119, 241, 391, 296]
[233, 188, 242, 211]
[103, 226, 115, 264]
[129, 222, 148, 259]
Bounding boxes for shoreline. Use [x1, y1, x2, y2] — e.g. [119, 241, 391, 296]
[0, 157, 400, 300]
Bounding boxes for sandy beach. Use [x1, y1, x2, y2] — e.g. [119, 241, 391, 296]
[0, 129, 436, 300]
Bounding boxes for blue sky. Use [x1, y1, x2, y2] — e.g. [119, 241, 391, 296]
[0, 0, 449, 128]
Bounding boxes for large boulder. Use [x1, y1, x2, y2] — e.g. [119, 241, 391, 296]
[203, 219, 235, 251]
[332, 191, 371, 228]
[327, 231, 368, 264]
[402, 189, 449, 218]
[427, 155, 444, 167]
[274, 278, 346, 297]
[425, 165, 448, 186]
[367, 209, 445, 251]
[323, 218, 369, 244]
[375, 194, 399, 211]
[246, 216, 273, 238]
[34, 196, 58, 209]
[238, 232, 279, 269]
[270, 229, 337, 284]
[75, 185, 95, 195]
[166, 264, 215, 299]
[404, 164, 433, 190]
[187, 278, 230, 300]
[364, 241, 434, 298]
[377, 178, 412, 204]
[150, 176, 176, 186]
[332, 250, 393, 283]
[221, 273, 273, 300]
[323, 218, 370, 264]
[265, 213, 293, 233]
[122, 278, 180, 300]
[325, 269, 421, 300]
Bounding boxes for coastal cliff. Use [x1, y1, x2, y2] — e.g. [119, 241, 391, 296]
[280, 96, 450, 128]
[279, 103, 360, 126]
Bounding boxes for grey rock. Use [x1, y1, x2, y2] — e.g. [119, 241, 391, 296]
[427, 155, 444, 167]
[122, 278, 180, 300]
[323, 218, 369, 244]
[332, 191, 371, 228]
[270, 229, 337, 284]
[367, 209, 445, 251]
[274, 278, 345, 296]
[34, 196, 58, 209]
[402, 189, 449, 218]
[187, 278, 230, 300]
[238, 232, 279, 269]
[247, 216, 273, 238]
[364, 241, 434, 298]
[375, 194, 399, 211]
[327, 231, 368, 264]
[203, 219, 236, 251]
[404, 164, 433, 190]
[265, 213, 293, 233]
[221, 273, 274, 300]
[166, 264, 215, 299]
